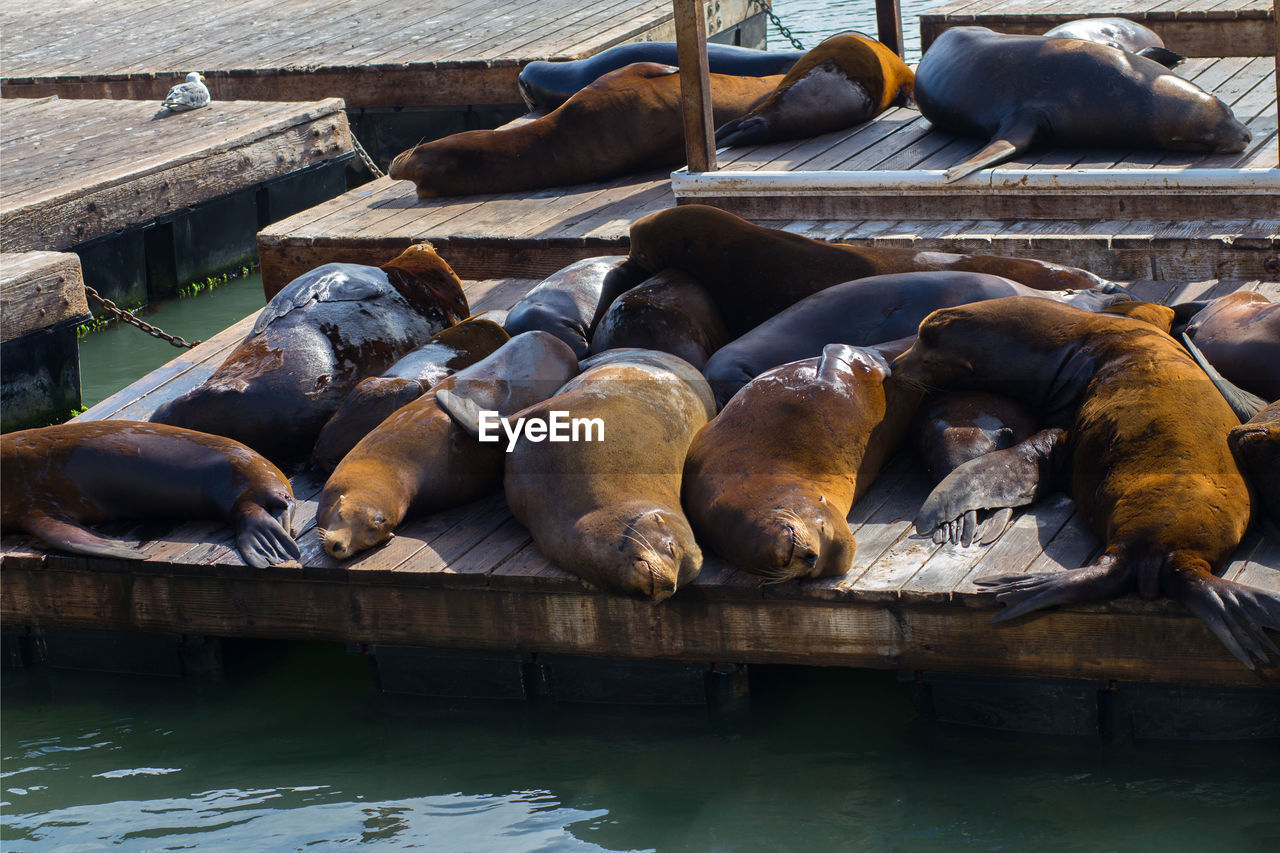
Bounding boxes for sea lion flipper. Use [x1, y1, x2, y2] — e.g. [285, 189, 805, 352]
[1163, 563, 1280, 670]
[1181, 331, 1268, 421]
[434, 387, 484, 438]
[976, 552, 1132, 622]
[234, 504, 301, 568]
[944, 112, 1042, 183]
[1136, 46, 1185, 69]
[23, 510, 144, 561]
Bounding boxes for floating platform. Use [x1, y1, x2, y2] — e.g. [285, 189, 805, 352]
[919, 0, 1277, 57]
[2, 276, 1277, 694]
[0, 0, 761, 110]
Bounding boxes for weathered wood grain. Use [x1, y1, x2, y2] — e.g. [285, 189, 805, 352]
[0, 251, 89, 341]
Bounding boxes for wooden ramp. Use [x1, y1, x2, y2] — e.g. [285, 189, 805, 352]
[0, 97, 353, 255]
[673, 56, 1279, 221]
[919, 0, 1276, 57]
[0, 0, 757, 109]
[3, 276, 1278, 691]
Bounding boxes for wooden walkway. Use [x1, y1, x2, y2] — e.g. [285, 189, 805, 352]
[0, 97, 353, 255]
[919, 0, 1277, 57]
[2, 275, 1277, 690]
[0, 0, 757, 109]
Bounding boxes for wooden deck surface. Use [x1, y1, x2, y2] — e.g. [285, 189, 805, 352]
[0, 97, 353, 254]
[2, 275, 1277, 689]
[919, 0, 1277, 56]
[0, 0, 755, 109]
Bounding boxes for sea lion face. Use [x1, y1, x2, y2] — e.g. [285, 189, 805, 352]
[756, 497, 855, 580]
[318, 492, 398, 559]
[577, 506, 701, 602]
[1151, 75, 1251, 152]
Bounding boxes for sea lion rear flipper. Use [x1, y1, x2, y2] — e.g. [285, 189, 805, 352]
[234, 504, 301, 568]
[1180, 331, 1268, 421]
[944, 112, 1042, 183]
[1163, 558, 1280, 670]
[435, 387, 484, 438]
[23, 510, 144, 561]
[976, 551, 1132, 621]
[1136, 46, 1185, 69]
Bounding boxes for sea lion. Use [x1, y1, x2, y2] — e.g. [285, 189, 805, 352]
[589, 269, 729, 369]
[151, 245, 468, 466]
[503, 256, 649, 358]
[1042, 17, 1184, 67]
[1, 421, 299, 568]
[628, 205, 1115, 336]
[893, 296, 1278, 668]
[715, 32, 914, 147]
[683, 344, 916, 581]
[702, 269, 1130, 407]
[1229, 401, 1280, 533]
[388, 63, 782, 198]
[914, 27, 1250, 182]
[317, 332, 580, 560]
[1180, 292, 1280, 404]
[311, 318, 510, 472]
[518, 42, 805, 111]
[498, 349, 714, 600]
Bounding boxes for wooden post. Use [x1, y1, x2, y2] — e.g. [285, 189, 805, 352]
[876, 0, 904, 58]
[1274, 0, 1278, 158]
[673, 0, 716, 173]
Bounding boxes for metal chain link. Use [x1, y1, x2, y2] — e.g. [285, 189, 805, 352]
[751, 0, 805, 50]
[350, 133, 386, 178]
[84, 286, 202, 349]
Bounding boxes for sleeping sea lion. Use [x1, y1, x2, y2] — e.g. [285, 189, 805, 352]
[893, 296, 1278, 668]
[683, 344, 917, 581]
[1179, 292, 1280, 404]
[715, 32, 914, 147]
[914, 27, 1250, 181]
[1, 421, 299, 568]
[388, 63, 782, 198]
[503, 256, 649, 358]
[311, 318, 510, 472]
[627, 205, 1115, 337]
[151, 245, 468, 466]
[589, 269, 729, 369]
[317, 332, 579, 560]
[1042, 17, 1184, 67]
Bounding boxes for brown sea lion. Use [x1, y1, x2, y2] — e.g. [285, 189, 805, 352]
[702, 268, 1131, 406]
[893, 296, 1278, 668]
[914, 27, 1250, 182]
[715, 32, 914, 147]
[1229, 401, 1280, 533]
[497, 349, 715, 601]
[683, 344, 916, 581]
[388, 63, 782, 198]
[151, 245, 468, 466]
[1180, 292, 1280, 404]
[589, 269, 729, 369]
[1042, 17, 1183, 67]
[311, 318, 510, 472]
[627, 205, 1116, 337]
[317, 332, 580, 560]
[1, 421, 299, 568]
[503, 256, 649, 358]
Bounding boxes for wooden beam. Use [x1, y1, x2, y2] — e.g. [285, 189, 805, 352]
[1274, 0, 1278, 158]
[673, 0, 716, 173]
[876, 0, 904, 57]
[0, 251, 89, 342]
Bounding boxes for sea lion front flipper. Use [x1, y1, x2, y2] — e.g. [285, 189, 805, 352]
[234, 503, 301, 568]
[1181, 331, 1268, 421]
[1136, 46, 1185, 69]
[435, 387, 484, 438]
[1163, 558, 1280, 670]
[914, 428, 1067, 546]
[944, 111, 1043, 183]
[22, 510, 144, 561]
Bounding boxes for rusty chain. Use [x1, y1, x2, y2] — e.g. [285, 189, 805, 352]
[751, 0, 805, 50]
[84, 285, 202, 349]
[350, 133, 386, 178]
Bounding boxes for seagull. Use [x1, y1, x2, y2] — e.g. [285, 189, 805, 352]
[162, 72, 211, 112]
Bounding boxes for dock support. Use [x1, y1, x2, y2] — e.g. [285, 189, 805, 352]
[876, 0, 904, 57]
[674, 0, 717, 174]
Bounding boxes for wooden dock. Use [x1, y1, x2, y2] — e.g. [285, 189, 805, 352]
[0, 0, 760, 110]
[2, 274, 1277, 692]
[919, 0, 1277, 57]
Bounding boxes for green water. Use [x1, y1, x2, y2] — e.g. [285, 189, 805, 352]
[4, 644, 1279, 852]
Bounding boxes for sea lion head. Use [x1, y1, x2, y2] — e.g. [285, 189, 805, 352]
[1150, 73, 1251, 153]
[576, 503, 702, 602]
[317, 489, 402, 560]
[753, 497, 855, 581]
[389, 132, 491, 199]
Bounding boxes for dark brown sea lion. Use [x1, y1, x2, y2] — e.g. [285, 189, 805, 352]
[503, 256, 648, 358]
[683, 344, 916, 581]
[317, 332, 579, 560]
[627, 205, 1116, 337]
[1, 421, 299, 568]
[702, 269, 1130, 407]
[1181, 292, 1280, 404]
[589, 269, 729, 369]
[388, 63, 782, 198]
[1229, 401, 1280, 533]
[499, 349, 715, 601]
[1042, 17, 1183, 67]
[151, 245, 468, 466]
[893, 296, 1278, 668]
[914, 27, 1250, 181]
[715, 32, 914, 147]
[311, 318, 510, 472]
[518, 42, 805, 111]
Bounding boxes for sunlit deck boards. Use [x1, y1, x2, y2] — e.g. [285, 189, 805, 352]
[919, 0, 1277, 57]
[673, 56, 1280, 221]
[0, 0, 757, 109]
[2, 276, 1277, 690]
[0, 97, 353, 254]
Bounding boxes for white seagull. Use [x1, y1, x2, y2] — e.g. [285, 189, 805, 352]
[162, 72, 211, 112]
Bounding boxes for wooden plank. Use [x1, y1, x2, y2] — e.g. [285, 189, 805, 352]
[674, 0, 716, 174]
[0, 251, 88, 341]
